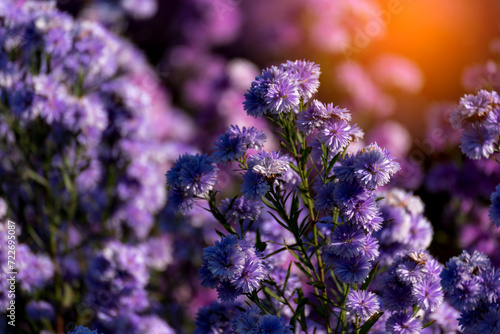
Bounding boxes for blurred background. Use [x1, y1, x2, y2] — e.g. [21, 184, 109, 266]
[3, 0, 500, 332]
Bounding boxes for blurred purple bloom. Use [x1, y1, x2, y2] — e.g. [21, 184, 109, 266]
[385, 312, 421, 334]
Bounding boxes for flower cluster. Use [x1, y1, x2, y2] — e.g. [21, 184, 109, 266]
[67, 326, 101, 334]
[381, 251, 444, 313]
[166, 153, 219, 212]
[375, 189, 433, 265]
[244, 60, 320, 118]
[440, 250, 500, 333]
[213, 125, 267, 165]
[241, 151, 291, 200]
[198, 234, 266, 302]
[450, 89, 500, 160]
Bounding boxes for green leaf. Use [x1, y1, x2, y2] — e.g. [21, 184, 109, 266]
[359, 311, 384, 334]
[375, 196, 385, 202]
[422, 320, 437, 329]
[361, 260, 380, 290]
[215, 229, 226, 238]
[263, 286, 285, 303]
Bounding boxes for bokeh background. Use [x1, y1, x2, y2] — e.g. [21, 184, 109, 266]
[3, 0, 500, 332]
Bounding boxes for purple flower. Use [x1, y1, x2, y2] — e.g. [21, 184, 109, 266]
[314, 181, 337, 213]
[281, 60, 321, 100]
[200, 235, 266, 302]
[241, 170, 271, 200]
[346, 290, 380, 320]
[353, 143, 401, 189]
[266, 78, 301, 115]
[385, 312, 421, 334]
[248, 151, 290, 178]
[451, 277, 482, 311]
[489, 184, 500, 228]
[232, 305, 262, 334]
[318, 119, 353, 153]
[327, 223, 366, 259]
[412, 280, 443, 311]
[195, 302, 238, 334]
[297, 100, 327, 134]
[480, 268, 500, 303]
[213, 126, 267, 164]
[459, 124, 497, 160]
[450, 90, 499, 129]
[332, 255, 371, 284]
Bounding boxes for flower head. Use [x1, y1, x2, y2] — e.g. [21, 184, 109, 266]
[346, 290, 380, 320]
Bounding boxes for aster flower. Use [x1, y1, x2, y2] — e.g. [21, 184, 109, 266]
[332, 255, 371, 284]
[477, 307, 500, 333]
[195, 302, 238, 334]
[459, 124, 496, 160]
[241, 170, 271, 200]
[317, 119, 353, 153]
[345, 290, 380, 320]
[266, 78, 301, 115]
[450, 277, 482, 311]
[281, 60, 321, 100]
[450, 89, 499, 129]
[199, 235, 266, 302]
[489, 184, 500, 228]
[385, 312, 421, 334]
[178, 154, 219, 196]
[327, 223, 367, 259]
[213, 126, 267, 164]
[297, 99, 327, 135]
[232, 305, 262, 334]
[314, 181, 337, 213]
[480, 268, 500, 303]
[353, 143, 401, 189]
[247, 151, 290, 178]
[259, 315, 293, 334]
[412, 280, 443, 311]
[244, 64, 301, 117]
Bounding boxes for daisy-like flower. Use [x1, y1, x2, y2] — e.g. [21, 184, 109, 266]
[346, 290, 380, 320]
[314, 181, 337, 213]
[281, 60, 321, 100]
[385, 312, 421, 334]
[353, 143, 401, 189]
[247, 151, 290, 178]
[318, 119, 353, 153]
[412, 279, 443, 311]
[241, 170, 270, 201]
[328, 223, 366, 259]
[333, 255, 371, 284]
[459, 124, 496, 160]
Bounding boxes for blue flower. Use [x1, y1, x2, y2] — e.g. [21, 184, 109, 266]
[332, 255, 371, 284]
[241, 170, 271, 200]
[259, 315, 293, 334]
[412, 279, 443, 311]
